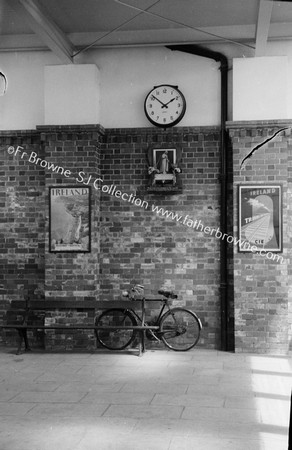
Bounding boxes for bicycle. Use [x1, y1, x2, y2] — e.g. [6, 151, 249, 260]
[95, 285, 202, 352]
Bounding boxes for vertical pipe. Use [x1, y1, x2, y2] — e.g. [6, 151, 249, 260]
[219, 56, 228, 352]
[166, 44, 229, 350]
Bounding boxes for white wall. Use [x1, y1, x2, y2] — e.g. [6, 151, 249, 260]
[0, 46, 221, 130]
[77, 47, 221, 128]
[0, 52, 59, 130]
[233, 56, 290, 121]
[1, 41, 292, 131]
[44, 64, 100, 125]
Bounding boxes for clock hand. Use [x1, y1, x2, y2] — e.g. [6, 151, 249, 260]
[152, 95, 168, 108]
[163, 98, 176, 107]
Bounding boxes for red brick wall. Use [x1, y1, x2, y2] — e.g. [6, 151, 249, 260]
[0, 126, 104, 349]
[40, 125, 103, 349]
[228, 120, 291, 354]
[0, 131, 45, 302]
[2, 122, 291, 353]
[0, 124, 241, 351]
[39, 125, 103, 302]
[0, 131, 45, 343]
[100, 127, 223, 349]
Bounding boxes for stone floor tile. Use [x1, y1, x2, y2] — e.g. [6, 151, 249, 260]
[103, 404, 184, 419]
[75, 365, 141, 376]
[1, 373, 47, 383]
[187, 383, 256, 397]
[0, 402, 35, 416]
[224, 396, 258, 409]
[0, 390, 21, 401]
[75, 433, 171, 450]
[0, 419, 86, 450]
[33, 371, 103, 383]
[182, 405, 262, 423]
[157, 373, 207, 385]
[56, 381, 124, 393]
[218, 421, 288, 440]
[2, 381, 60, 393]
[151, 393, 225, 407]
[120, 381, 188, 394]
[184, 374, 221, 386]
[133, 417, 221, 437]
[80, 391, 154, 405]
[169, 436, 263, 450]
[26, 402, 109, 417]
[10, 391, 86, 403]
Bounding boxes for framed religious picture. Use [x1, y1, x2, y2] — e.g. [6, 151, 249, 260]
[153, 148, 177, 169]
[238, 185, 282, 253]
[49, 186, 91, 253]
[146, 144, 183, 193]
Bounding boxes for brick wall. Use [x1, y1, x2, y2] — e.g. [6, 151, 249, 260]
[0, 131, 45, 344]
[9, 123, 290, 353]
[0, 132, 44, 299]
[100, 127, 223, 349]
[39, 125, 103, 301]
[227, 120, 291, 354]
[4, 122, 290, 353]
[0, 126, 104, 349]
[40, 125, 103, 349]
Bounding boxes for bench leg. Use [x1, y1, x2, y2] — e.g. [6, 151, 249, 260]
[16, 329, 31, 355]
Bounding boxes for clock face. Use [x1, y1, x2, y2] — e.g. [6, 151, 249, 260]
[144, 84, 186, 128]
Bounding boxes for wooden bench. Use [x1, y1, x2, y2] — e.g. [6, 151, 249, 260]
[0, 298, 157, 356]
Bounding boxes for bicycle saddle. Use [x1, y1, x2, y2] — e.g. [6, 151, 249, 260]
[158, 289, 178, 299]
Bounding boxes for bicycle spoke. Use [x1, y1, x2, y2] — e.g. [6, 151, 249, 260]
[160, 308, 201, 351]
[95, 309, 137, 351]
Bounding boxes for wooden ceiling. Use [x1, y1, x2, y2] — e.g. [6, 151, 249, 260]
[1, 0, 292, 63]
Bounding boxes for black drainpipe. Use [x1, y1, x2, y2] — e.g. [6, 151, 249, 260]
[166, 44, 229, 351]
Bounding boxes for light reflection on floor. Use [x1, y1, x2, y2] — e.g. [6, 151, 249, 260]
[250, 355, 291, 449]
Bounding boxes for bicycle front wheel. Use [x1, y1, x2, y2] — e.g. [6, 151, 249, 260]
[95, 308, 137, 350]
[159, 307, 201, 351]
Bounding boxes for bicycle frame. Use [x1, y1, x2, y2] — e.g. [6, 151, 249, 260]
[129, 297, 169, 322]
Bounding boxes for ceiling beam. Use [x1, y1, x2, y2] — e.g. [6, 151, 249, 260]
[255, 0, 273, 56]
[4, 21, 292, 55]
[0, 25, 256, 51]
[9, 0, 75, 63]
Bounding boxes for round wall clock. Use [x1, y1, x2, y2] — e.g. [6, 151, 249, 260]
[144, 84, 186, 128]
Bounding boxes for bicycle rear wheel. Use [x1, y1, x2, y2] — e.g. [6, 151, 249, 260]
[159, 307, 201, 351]
[95, 308, 137, 350]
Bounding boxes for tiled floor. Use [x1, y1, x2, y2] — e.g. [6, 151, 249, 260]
[0, 347, 290, 450]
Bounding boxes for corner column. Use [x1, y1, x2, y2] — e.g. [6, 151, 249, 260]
[227, 120, 291, 354]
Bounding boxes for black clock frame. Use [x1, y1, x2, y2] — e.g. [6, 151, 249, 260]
[144, 84, 186, 128]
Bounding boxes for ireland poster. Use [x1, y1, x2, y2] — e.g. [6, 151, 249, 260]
[49, 186, 91, 252]
[239, 185, 282, 252]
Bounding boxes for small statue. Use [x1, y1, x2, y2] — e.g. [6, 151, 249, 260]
[158, 151, 169, 174]
[147, 146, 182, 188]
